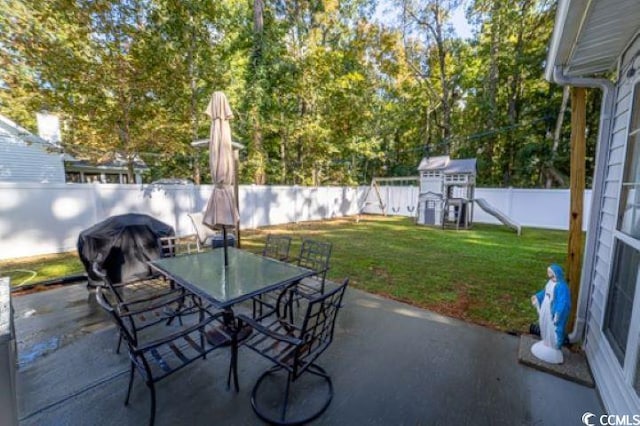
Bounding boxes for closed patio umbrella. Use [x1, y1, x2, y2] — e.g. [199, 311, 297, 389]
[202, 91, 238, 266]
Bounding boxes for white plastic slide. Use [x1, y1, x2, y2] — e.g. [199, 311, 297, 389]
[474, 198, 522, 235]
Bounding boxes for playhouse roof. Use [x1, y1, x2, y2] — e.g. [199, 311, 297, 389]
[417, 155, 476, 175]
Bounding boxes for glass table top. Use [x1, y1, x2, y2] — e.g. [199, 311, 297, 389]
[149, 247, 314, 308]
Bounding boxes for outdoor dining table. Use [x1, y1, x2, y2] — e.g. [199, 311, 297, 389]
[148, 246, 316, 343]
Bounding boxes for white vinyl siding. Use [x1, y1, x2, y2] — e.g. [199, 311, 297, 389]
[0, 132, 65, 183]
[586, 37, 640, 415]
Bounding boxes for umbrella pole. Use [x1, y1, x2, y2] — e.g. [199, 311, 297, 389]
[222, 225, 228, 267]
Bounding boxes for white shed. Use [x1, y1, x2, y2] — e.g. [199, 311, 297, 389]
[0, 115, 66, 183]
[546, 0, 640, 415]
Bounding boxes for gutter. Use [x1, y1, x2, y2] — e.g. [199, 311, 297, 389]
[551, 66, 615, 344]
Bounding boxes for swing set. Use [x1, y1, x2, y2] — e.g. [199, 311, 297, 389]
[357, 176, 419, 221]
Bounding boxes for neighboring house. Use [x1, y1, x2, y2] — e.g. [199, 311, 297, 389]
[64, 154, 147, 184]
[546, 0, 640, 415]
[0, 114, 147, 184]
[0, 115, 66, 183]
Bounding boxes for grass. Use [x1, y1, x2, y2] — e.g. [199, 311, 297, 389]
[0, 252, 84, 286]
[240, 216, 569, 333]
[0, 215, 570, 332]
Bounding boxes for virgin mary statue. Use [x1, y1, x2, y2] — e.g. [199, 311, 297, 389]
[530, 263, 571, 364]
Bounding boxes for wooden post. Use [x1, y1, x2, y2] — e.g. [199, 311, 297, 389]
[234, 148, 241, 249]
[567, 87, 586, 332]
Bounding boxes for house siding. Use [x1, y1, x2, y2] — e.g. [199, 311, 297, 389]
[0, 131, 65, 183]
[586, 34, 640, 415]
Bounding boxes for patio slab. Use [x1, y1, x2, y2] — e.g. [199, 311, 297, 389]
[13, 282, 603, 425]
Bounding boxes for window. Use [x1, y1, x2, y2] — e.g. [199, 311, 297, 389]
[606, 80, 640, 371]
[65, 172, 81, 183]
[619, 83, 640, 238]
[84, 173, 101, 183]
[636, 352, 640, 396]
[105, 174, 120, 183]
[604, 242, 639, 363]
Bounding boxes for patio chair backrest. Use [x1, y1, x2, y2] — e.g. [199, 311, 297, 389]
[296, 239, 332, 284]
[293, 278, 348, 378]
[94, 284, 139, 347]
[262, 234, 292, 261]
[92, 261, 127, 304]
[158, 235, 198, 257]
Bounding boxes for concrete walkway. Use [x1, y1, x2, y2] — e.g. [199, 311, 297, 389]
[13, 283, 603, 425]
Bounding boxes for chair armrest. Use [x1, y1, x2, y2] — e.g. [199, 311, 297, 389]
[134, 312, 224, 353]
[117, 292, 193, 318]
[115, 285, 184, 306]
[237, 314, 302, 346]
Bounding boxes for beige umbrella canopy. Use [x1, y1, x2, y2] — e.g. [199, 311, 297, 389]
[202, 92, 238, 266]
[202, 91, 239, 230]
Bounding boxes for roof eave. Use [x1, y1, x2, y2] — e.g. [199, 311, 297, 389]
[545, 0, 591, 82]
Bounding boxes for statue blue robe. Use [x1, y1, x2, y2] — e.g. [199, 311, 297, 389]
[535, 263, 571, 349]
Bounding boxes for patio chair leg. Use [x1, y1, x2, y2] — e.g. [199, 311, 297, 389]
[125, 362, 135, 406]
[200, 328, 206, 360]
[280, 372, 292, 422]
[166, 290, 186, 326]
[250, 364, 333, 426]
[148, 382, 157, 426]
[198, 307, 207, 360]
[252, 296, 264, 319]
[177, 290, 185, 326]
[227, 332, 239, 392]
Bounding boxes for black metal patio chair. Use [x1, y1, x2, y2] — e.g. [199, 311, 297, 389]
[93, 263, 194, 353]
[158, 234, 199, 257]
[294, 239, 332, 296]
[95, 284, 238, 426]
[275, 239, 333, 322]
[262, 234, 293, 261]
[237, 278, 348, 425]
[252, 235, 293, 318]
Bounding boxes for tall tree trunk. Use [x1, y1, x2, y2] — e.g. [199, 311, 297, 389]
[188, 17, 200, 184]
[486, 0, 500, 172]
[250, 0, 266, 184]
[432, 3, 451, 147]
[504, 10, 525, 186]
[546, 85, 570, 188]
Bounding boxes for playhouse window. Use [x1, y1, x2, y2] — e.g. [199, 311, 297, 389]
[422, 171, 440, 178]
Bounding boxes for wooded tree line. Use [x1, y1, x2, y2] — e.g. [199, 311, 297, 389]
[0, 0, 601, 187]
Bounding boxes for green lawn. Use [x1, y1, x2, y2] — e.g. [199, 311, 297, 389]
[0, 252, 85, 286]
[0, 215, 569, 332]
[240, 216, 568, 333]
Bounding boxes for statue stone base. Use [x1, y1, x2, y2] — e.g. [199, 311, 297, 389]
[531, 340, 563, 364]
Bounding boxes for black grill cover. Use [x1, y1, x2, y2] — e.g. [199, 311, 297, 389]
[77, 214, 174, 285]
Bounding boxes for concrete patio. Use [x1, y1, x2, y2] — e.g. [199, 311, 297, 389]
[13, 282, 603, 425]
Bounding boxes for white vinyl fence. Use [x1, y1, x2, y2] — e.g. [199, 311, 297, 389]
[0, 182, 592, 260]
[0, 183, 364, 260]
[360, 186, 593, 231]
